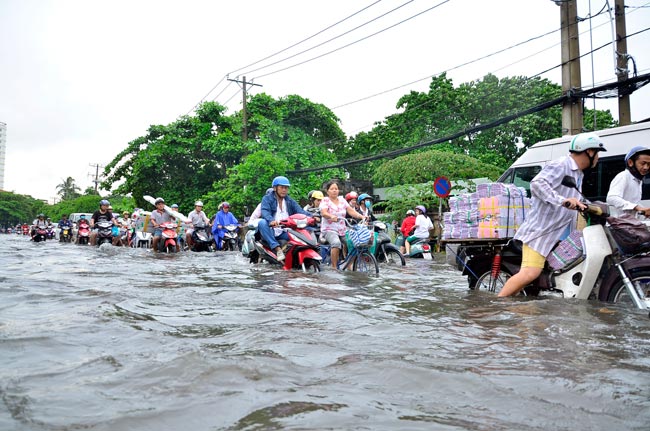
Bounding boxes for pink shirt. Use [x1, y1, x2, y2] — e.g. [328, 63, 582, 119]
[319, 196, 349, 236]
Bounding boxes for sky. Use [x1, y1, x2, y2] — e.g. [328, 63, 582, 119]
[1, 0, 649, 202]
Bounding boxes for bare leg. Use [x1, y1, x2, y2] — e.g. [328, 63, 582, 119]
[498, 267, 542, 297]
[330, 247, 340, 269]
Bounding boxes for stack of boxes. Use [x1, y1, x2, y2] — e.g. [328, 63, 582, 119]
[443, 183, 531, 240]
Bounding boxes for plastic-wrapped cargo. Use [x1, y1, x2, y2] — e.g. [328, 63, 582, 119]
[442, 182, 531, 241]
[547, 230, 584, 270]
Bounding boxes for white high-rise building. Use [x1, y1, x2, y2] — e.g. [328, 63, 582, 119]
[0, 122, 6, 191]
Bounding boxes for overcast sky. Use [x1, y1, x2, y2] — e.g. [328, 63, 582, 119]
[1, 0, 649, 202]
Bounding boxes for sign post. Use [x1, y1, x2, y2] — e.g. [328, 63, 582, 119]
[433, 176, 452, 252]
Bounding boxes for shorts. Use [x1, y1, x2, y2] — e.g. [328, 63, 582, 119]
[521, 244, 546, 269]
[153, 228, 163, 238]
[320, 230, 344, 249]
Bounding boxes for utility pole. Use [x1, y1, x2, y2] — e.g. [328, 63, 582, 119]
[89, 163, 104, 193]
[559, 0, 583, 135]
[227, 76, 262, 141]
[615, 0, 631, 126]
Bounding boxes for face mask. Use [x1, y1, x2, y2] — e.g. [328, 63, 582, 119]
[365, 201, 371, 209]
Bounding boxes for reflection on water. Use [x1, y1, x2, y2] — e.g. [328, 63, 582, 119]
[1, 234, 649, 431]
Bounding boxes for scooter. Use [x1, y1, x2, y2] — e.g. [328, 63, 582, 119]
[221, 224, 241, 251]
[472, 176, 650, 314]
[159, 221, 178, 253]
[243, 214, 321, 272]
[191, 226, 214, 252]
[407, 237, 434, 260]
[46, 225, 55, 240]
[132, 230, 152, 248]
[32, 227, 47, 243]
[96, 221, 114, 246]
[59, 225, 72, 243]
[21, 224, 30, 235]
[77, 220, 91, 245]
[371, 221, 406, 266]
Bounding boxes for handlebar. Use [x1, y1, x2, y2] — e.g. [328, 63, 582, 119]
[563, 201, 609, 217]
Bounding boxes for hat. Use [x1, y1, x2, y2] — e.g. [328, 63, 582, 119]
[222, 202, 230, 208]
[171, 204, 179, 209]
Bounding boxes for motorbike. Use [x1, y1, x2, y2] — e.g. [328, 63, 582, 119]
[32, 227, 47, 243]
[191, 226, 214, 252]
[371, 221, 406, 266]
[132, 230, 152, 248]
[46, 225, 55, 240]
[96, 221, 114, 246]
[77, 221, 91, 245]
[470, 176, 650, 315]
[407, 237, 434, 260]
[158, 221, 179, 253]
[22, 224, 30, 235]
[243, 214, 321, 272]
[221, 224, 241, 251]
[59, 225, 73, 243]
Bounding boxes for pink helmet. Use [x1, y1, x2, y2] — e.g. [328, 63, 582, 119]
[345, 191, 358, 201]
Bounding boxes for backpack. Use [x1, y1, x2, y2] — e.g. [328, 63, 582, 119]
[607, 214, 650, 254]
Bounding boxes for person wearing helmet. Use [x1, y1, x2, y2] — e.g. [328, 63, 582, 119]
[150, 197, 173, 251]
[90, 199, 117, 246]
[114, 210, 133, 246]
[31, 213, 48, 238]
[248, 188, 275, 223]
[398, 209, 417, 254]
[345, 191, 360, 212]
[212, 202, 239, 250]
[258, 176, 312, 262]
[498, 132, 607, 297]
[185, 200, 211, 249]
[405, 206, 434, 255]
[356, 193, 376, 221]
[304, 190, 324, 212]
[57, 214, 73, 242]
[319, 180, 367, 269]
[606, 146, 650, 217]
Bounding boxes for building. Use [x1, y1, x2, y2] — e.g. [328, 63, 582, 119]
[0, 122, 6, 190]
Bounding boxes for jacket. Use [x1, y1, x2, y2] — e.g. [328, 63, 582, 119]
[261, 192, 310, 222]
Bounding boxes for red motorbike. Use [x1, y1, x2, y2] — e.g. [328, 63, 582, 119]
[159, 222, 179, 253]
[77, 220, 91, 245]
[21, 224, 30, 235]
[243, 214, 322, 272]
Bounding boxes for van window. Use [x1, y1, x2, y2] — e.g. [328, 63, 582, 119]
[583, 156, 624, 201]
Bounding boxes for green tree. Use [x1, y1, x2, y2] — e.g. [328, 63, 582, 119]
[56, 177, 81, 201]
[0, 191, 46, 226]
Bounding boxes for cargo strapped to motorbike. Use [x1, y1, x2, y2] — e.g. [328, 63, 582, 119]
[607, 214, 650, 254]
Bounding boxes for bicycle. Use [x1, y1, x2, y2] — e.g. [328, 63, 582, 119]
[336, 220, 379, 274]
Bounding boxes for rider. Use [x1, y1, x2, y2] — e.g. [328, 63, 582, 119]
[304, 190, 324, 212]
[212, 202, 239, 250]
[404, 205, 433, 255]
[249, 188, 274, 223]
[498, 132, 607, 297]
[150, 197, 173, 252]
[185, 200, 211, 249]
[258, 176, 312, 262]
[357, 193, 376, 221]
[115, 210, 132, 246]
[606, 146, 650, 217]
[75, 214, 90, 244]
[345, 191, 359, 213]
[398, 209, 416, 254]
[90, 199, 117, 246]
[57, 214, 73, 241]
[319, 180, 367, 269]
[31, 214, 48, 238]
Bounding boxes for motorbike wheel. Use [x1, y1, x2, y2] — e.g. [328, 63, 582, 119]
[599, 267, 650, 304]
[302, 258, 320, 273]
[352, 250, 379, 275]
[475, 270, 511, 294]
[377, 247, 406, 266]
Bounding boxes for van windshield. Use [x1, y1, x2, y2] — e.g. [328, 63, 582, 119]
[498, 166, 541, 197]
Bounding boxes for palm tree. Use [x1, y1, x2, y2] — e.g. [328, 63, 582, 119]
[56, 177, 81, 201]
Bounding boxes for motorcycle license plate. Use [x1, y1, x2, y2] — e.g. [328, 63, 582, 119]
[423, 252, 432, 260]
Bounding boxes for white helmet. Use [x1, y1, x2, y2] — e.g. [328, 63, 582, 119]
[569, 132, 607, 153]
[194, 200, 204, 207]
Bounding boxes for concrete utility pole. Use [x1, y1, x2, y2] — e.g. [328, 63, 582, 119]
[615, 0, 631, 126]
[89, 163, 103, 193]
[560, 0, 583, 135]
[227, 76, 262, 141]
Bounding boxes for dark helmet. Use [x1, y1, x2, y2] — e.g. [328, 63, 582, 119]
[99, 199, 110, 206]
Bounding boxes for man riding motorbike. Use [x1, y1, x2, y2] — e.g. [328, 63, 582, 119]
[606, 145, 650, 217]
[90, 199, 118, 246]
[213, 201, 239, 250]
[185, 200, 211, 249]
[258, 176, 313, 262]
[57, 214, 73, 242]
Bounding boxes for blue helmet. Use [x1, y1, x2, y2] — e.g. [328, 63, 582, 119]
[99, 199, 110, 206]
[625, 146, 650, 163]
[357, 193, 372, 204]
[272, 176, 291, 187]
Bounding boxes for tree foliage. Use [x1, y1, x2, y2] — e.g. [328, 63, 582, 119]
[56, 177, 81, 201]
[0, 191, 45, 227]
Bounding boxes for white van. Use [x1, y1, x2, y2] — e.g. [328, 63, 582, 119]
[498, 121, 650, 203]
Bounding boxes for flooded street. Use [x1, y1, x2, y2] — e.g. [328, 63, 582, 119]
[1, 234, 649, 431]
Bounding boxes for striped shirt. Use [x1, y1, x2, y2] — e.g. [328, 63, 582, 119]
[514, 155, 583, 257]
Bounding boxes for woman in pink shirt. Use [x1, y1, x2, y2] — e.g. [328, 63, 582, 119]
[319, 180, 366, 269]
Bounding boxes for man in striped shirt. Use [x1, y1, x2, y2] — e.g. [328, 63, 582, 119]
[498, 132, 608, 297]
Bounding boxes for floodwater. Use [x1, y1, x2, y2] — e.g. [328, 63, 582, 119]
[1, 234, 649, 431]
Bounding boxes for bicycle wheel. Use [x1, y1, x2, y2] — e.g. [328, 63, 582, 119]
[378, 246, 406, 266]
[352, 249, 379, 274]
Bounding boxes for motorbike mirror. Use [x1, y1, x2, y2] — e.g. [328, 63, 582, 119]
[561, 175, 577, 190]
